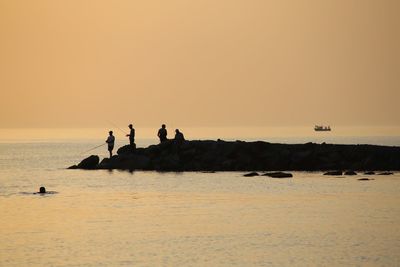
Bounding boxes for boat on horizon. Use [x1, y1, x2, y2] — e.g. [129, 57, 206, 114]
[314, 125, 331, 131]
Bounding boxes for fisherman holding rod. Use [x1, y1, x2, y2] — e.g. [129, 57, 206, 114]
[105, 131, 115, 158]
[126, 124, 135, 149]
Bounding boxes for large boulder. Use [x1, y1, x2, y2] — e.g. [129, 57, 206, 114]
[117, 144, 136, 155]
[75, 155, 99, 169]
[97, 156, 119, 169]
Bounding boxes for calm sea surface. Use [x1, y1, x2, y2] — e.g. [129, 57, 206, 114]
[1, 136, 400, 266]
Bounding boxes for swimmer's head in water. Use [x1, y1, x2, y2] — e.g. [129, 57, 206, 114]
[39, 187, 46, 193]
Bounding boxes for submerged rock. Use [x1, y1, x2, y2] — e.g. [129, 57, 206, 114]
[358, 178, 374, 181]
[344, 171, 357, 176]
[364, 171, 375, 175]
[243, 172, 259, 177]
[323, 171, 343, 176]
[262, 172, 293, 178]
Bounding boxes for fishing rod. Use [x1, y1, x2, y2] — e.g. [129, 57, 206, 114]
[80, 143, 106, 155]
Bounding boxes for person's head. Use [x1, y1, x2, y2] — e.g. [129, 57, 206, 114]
[109, 131, 113, 135]
[39, 187, 46, 193]
[175, 129, 180, 133]
[162, 124, 166, 129]
[128, 124, 133, 129]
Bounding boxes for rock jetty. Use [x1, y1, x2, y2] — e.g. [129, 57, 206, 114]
[69, 140, 400, 172]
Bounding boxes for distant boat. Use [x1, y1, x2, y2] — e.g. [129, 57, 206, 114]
[314, 125, 331, 131]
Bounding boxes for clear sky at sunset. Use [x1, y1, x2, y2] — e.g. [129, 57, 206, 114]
[0, 0, 399, 129]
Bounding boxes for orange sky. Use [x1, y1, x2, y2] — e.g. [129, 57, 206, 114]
[0, 0, 399, 129]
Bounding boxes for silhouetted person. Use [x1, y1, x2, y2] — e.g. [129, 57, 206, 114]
[106, 131, 115, 158]
[34, 187, 57, 195]
[157, 124, 168, 143]
[174, 129, 185, 142]
[126, 124, 135, 148]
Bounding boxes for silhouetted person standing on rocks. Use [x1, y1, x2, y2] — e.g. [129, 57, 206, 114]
[157, 124, 168, 143]
[106, 131, 115, 158]
[126, 124, 135, 148]
[174, 129, 185, 142]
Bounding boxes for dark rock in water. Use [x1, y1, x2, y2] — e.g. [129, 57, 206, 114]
[73, 155, 99, 169]
[344, 170, 357, 176]
[324, 171, 343, 176]
[378, 172, 394, 175]
[243, 172, 259, 177]
[364, 171, 375, 175]
[262, 172, 293, 178]
[358, 178, 374, 181]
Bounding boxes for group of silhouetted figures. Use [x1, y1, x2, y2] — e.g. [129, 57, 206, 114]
[105, 124, 185, 158]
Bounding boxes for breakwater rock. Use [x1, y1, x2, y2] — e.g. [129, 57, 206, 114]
[69, 140, 400, 171]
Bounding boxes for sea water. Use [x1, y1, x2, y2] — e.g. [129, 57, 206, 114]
[1, 136, 400, 266]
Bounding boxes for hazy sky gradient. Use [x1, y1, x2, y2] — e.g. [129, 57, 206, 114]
[0, 0, 399, 128]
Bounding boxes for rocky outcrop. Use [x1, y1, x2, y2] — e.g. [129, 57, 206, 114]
[69, 140, 400, 172]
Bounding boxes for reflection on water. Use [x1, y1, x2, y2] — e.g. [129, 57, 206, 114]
[0, 142, 399, 266]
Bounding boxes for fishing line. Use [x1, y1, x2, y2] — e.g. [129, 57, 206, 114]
[79, 143, 106, 155]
